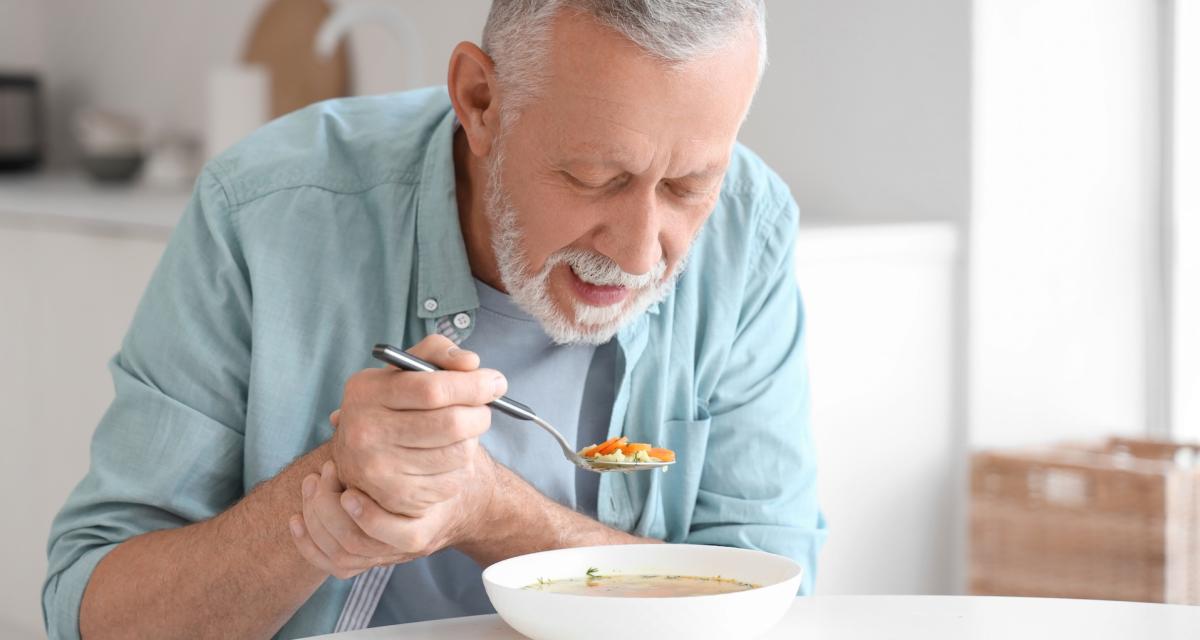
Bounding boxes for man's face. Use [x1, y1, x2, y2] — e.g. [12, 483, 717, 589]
[486, 11, 761, 344]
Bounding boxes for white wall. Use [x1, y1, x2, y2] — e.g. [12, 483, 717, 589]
[739, 0, 970, 224]
[0, 0, 45, 72]
[969, 0, 1162, 448]
[1172, 0, 1200, 441]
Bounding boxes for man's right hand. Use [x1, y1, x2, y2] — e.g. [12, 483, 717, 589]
[329, 334, 507, 518]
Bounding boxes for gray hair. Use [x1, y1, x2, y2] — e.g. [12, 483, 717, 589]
[481, 0, 767, 124]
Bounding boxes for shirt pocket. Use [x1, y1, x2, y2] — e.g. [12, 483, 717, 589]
[636, 416, 712, 541]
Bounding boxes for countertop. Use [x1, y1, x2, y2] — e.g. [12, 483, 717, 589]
[303, 595, 1200, 639]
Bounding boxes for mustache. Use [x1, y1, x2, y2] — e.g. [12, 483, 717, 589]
[545, 248, 667, 289]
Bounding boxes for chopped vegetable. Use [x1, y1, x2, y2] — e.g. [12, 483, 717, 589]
[597, 437, 628, 455]
[647, 448, 675, 462]
[576, 438, 675, 463]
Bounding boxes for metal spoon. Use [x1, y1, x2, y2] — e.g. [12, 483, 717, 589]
[371, 344, 674, 474]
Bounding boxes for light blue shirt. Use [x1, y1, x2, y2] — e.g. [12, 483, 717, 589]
[43, 87, 827, 639]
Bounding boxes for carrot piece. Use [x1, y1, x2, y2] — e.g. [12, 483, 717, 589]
[590, 437, 620, 456]
[622, 443, 652, 454]
[579, 445, 600, 457]
[598, 437, 628, 455]
[647, 447, 675, 462]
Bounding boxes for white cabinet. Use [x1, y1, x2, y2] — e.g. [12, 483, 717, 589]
[797, 223, 962, 595]
[0, 176, 178, 637]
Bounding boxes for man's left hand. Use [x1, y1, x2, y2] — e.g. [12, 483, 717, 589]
[288, 449, 498, 580]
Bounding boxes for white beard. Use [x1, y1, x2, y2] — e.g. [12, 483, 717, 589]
[482, 144, 685, 345]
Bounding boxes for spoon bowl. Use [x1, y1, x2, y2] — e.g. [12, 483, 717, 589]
[372, 344, 674, 474]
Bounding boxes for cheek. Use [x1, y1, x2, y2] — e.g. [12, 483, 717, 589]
[508, 189, 596, 270]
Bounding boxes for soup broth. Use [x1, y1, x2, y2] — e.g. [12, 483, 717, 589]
[524, 573, 759, 597]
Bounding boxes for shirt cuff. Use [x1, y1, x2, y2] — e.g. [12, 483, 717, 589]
[44, 542, 119, 640]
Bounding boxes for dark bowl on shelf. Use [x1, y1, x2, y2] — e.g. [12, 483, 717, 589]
[82, 153, 144, 183]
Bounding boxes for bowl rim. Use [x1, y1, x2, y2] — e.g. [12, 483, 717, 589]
[482, 543, 804, 602]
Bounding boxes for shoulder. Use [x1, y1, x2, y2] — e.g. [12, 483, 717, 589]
[690, 143, 799, 282]
[203, 86, 453, 208]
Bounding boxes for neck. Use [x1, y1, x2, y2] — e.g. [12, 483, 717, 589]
[453, 127, 507, 293]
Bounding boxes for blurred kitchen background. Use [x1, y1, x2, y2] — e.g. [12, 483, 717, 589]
[1, 0, 1197, 637]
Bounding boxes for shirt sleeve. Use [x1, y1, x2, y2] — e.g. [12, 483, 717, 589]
[42, 167, 252, 639]
[683, 191, 828, 595]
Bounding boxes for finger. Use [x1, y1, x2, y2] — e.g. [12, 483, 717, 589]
[301, 473, 362, 562]
[352, 404, 492, 449]
[290, 514, 376, 581]
[377, 369, 507, 411]
[313, 461, 396, 558]
[406, 334, 480, 372]
[289, 514, 338, 576]
[341, 488, 436, 555]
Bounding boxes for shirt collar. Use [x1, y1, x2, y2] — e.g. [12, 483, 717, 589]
[415, 107, 480, 319]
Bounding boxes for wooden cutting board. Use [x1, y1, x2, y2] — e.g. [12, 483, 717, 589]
[241, 0, 350, 119]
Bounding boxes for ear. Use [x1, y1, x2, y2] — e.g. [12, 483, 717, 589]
[447, 41, 502, 158]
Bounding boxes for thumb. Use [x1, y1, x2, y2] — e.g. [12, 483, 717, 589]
[406, 333, 479, 372]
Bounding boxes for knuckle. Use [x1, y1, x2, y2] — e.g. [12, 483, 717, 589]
[416, 379, 446, 407]
[440, 408, 467, 439]
[445, 406, 486, 440]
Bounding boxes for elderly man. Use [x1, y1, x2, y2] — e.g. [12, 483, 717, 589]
[45, 1, 826, 638]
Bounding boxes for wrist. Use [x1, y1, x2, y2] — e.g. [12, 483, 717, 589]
[454, 449, 504, 548]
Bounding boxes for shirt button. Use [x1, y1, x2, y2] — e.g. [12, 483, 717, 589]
[423, 298, 439, 312]
[453, 312, 472, 329]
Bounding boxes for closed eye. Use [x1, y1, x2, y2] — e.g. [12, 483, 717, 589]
[664, 180, 719, 200]
[562, 171, 628, 192]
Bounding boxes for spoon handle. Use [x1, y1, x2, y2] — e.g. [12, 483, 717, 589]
[371, 343, 538, 422]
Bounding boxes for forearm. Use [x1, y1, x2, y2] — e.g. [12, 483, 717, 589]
[79, 443, 334, 640]
[455, 461, 659, 567]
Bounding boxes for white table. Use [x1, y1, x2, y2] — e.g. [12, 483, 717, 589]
[306, 595, 1200, 639]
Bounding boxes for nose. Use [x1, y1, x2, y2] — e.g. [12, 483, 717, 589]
[593, 187, 663, 277]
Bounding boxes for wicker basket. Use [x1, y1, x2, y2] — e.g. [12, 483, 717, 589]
[970, 437, 1200, 604]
